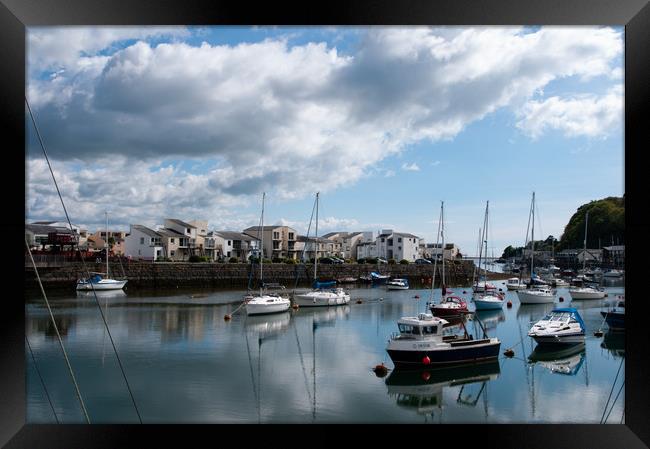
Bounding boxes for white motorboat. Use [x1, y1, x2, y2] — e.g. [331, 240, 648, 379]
[505, 277, 527, 290]
[294, 288, 350, 307]
[528, 308, 586, 344]
[568, 286, 606, 300]
[603, 269, 624, 278]
[76, 212, 127, 291]
[472, 280, 497, 293]
[244, 193, 291, 316]
[386, 313, 501, 367]
[517, 287, 555, 304]
[473, 292, 505, 310]
[386, 278, 410, 290]
[552, 278, 570, 287]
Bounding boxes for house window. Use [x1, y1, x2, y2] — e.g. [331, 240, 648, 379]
[186, 228, 191, 234]
[140, 237, 144, 245]
[398, 246, 402, 250]
[398, 238, 402, 243]
[273, 241, 280, 249]
[273, 232, 280, 239]
[171, 238, 175, 244]
[288, 232, 294, 240]
[381, 238, 385, 243]
[388, 239, 393, 246]
[228, 240, 232, 246]
[138, 249, 141, 255]
[171, 250, 175, 256]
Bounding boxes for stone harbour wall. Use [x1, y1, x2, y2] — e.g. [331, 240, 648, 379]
[25, 260, 510, 290]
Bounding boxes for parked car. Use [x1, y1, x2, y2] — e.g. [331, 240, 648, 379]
[331, 257, 345, 264]
[415, 258, 432, 264]
[377, 257, 388, 264]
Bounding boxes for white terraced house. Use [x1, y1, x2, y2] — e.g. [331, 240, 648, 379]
[375, 230, 422, 262]
[124, 225, 164, 261]
[320, 231, 374, 260]
[243, 225, 299, 260]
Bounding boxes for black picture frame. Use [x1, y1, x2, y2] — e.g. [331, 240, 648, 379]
[2, 0, 648, 447]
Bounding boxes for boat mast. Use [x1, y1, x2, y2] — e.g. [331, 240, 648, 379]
[441, 201, 446, 299]
[583, 210, 589, 273]
[530, 192, 535, 282]
[430, 202, 443, 304]
[105, 211, 109, 277]
[314, 192, 319, 282]
[483, 201, 489, 287]
[260, 192, 265, 296]
[473, 227, 481, 288]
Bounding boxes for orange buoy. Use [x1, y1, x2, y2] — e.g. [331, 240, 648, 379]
[504, 349, 515, 357]
[421, 371, 431, 381]
[506, 301, 512, 308]
[224, 314, 232, 321]
[373, 364, 388, 377]
[422, 355, 431, 365]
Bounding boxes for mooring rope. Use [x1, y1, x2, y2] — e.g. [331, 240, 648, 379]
[25, 239, 90, 423]
[600, 356, 624, 424]
[25, 335, 60, 423]
[26, 97, 143, 423]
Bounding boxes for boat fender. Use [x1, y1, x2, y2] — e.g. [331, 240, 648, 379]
[421, 371, 431, 381]
[604, 293, 608, 297]
[422, 356, 431, 365]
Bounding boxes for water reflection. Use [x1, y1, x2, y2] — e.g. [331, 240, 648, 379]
[385, 361, 500, 420]
[76, 290, 127, 300]
[601, 331, 625, 358]
[244, 312, 291, 338]
[295, 305, 351, 327]
[528, 343, 586, 375]
[474, 309, 505, 330]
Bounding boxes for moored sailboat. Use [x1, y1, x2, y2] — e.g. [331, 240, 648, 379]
[76, 212, 127, 291]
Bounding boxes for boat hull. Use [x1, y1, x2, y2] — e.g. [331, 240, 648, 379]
[294, 293, 350, 307]
[76, 279, 127, 290]
[429, 306, 469, 317]
[569, 290, 606, 300]
[517, 290, 555, 304]
[387, 285, 409, 290]
[506, 284, 527, 290]
[387, 340, 501, 368]
[600, 311, 624, 330]
[473, 299, 504, 310]
[245, 302, 290, 315]
[530, 333, 585, 344]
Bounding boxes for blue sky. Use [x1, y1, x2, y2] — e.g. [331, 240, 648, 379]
[26, 26, 623, 256]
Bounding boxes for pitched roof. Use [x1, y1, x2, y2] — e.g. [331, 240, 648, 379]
[166, 218, 196, 229]
[131, 225, 162, 238]
[215, 231, 259, 241]
[25, 224, 73, 235]
[157, 228, 185, 238]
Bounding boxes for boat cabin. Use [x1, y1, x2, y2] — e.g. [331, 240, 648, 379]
[393, 314, 447, 339]
[536, 308, 585, 332]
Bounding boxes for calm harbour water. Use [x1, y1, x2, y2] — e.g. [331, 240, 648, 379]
[25, 278, 625, 424]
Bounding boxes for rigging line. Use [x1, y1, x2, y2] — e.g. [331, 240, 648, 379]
[600, 355, 624, 423]
[430, 202, 443, 306]
[294, 194, 317, 292]
[26, 97, 143, 424]
[602, 380, 625, 424]
[25, 335, 60, 424]
[25, 239, 90, 424]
